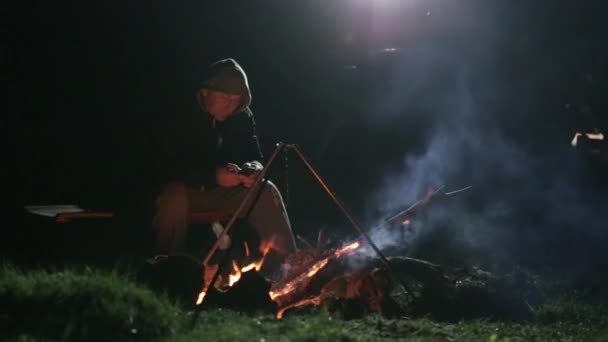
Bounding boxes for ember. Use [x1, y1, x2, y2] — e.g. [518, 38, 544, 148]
[334, 241, 360, 257]
[276, 297, 322, 319]
[269, 257, 328, 301]
[269, 241, 362, 318]
[228, 261, 241, 287]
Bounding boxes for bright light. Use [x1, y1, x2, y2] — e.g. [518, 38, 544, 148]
[571, 132, 605, 147]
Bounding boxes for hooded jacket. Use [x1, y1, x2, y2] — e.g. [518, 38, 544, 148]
[160, 59, 263, 189]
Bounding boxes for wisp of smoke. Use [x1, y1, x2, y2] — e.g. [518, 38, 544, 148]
[361, 52, 605, 274]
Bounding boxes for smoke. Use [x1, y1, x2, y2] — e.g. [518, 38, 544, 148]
[358, 33, 607, 276]
[362, 63, 515, 258]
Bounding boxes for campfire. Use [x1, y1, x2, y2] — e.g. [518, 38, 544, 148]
[186, 182, 537, 323]
[270, 241, 360, 300]
[269, 241, 361, 318]
[191, 182, 475, 321]
[196, 233, 397, 319]
[196, 239, 275, 305]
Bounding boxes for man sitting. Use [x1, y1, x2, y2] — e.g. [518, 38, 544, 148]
[153, 58, 296, 276]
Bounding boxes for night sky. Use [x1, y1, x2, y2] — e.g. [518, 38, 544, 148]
[6, 1, 608, 272]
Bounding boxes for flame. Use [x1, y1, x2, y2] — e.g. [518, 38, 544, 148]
[227, 261, 242, 287]
[194, 239, 276, 306]
[334, 241, 360, 257]
[259, 236, 277, 255]
[239, 237, 274, 273]
[196, 264, 220, 305]
[242, 239, 273, 273]
[269, 241, 361, 302]
[241, 258, 265, 272]
[402, 219, 411, 225]
[227, 242, 274, 287]
[196, 291, 206, 305]
[219, 239, 276, 290]
[244, 241, 250, 256]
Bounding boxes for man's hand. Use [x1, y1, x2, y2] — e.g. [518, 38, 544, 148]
[240, 172, 258, 188]
[216, 163, 245, 187]
[240, 161, 263, 173]
[240, 161, 263, 188]
[216, 162, 263, 188]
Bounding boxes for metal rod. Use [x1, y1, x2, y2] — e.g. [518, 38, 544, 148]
[289, 144, 415, 298]
[189, 230, 238, 328]
[190, 143, 287, 328]
[383, 185, 445, 223]
[296, 234, 314, 249]
[444, 185, 472, 196]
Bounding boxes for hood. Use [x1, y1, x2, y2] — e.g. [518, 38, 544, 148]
[197, 58, 252, 114]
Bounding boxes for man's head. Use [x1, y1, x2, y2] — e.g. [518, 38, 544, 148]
[197, 58, 252, 122]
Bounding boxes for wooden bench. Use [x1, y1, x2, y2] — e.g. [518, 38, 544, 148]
[54, 211, 231, 224]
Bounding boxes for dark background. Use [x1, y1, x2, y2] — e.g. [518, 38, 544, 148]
[5, 1, 608, 279]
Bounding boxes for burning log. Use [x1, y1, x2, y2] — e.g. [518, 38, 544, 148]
[200, 269, 276, 312]
[273, 266, 389, 320]
[270, 187, 470, 318]
[269, 252, 425, 319]
[187, 181, 510, 321]
[268, 249, 539, 321]
[269, 242, 361, 310]
[265, 240, 419, 319]
[197, 239, 275, 305]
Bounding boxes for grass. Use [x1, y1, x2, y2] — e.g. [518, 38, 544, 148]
[0, 265, 180, 341]
[2, 264, 608, 341]
[186, 310, 608, 342]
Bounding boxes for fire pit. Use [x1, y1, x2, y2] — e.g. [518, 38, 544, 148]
[188, 144, 480, 324]
[196, 236, 402, 319]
